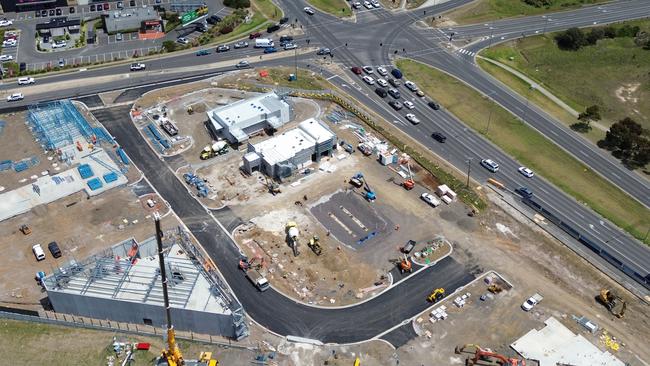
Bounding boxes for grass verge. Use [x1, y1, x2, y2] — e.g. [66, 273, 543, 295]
[444, 0, 609, 25]
[396, 59, 649, 243]
[264, 68, 327, 90]
[252, 0, 282, 22]
[307, 0, 352, 18]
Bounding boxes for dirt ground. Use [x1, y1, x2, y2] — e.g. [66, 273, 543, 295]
[0, 184, 177, 310]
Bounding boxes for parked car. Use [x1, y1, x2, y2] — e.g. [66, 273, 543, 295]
[405, 113, 420, 124]
[69, 6, 76, 13]
[375, 88, 388, 98]
[402, 240, 416, 254]
[177, 37, 189, 44]
[371, 0, 380, 7]
[480, 159, 499, 173]
[216, 44, 230, 52]
[7, 92, 24, 101]
[36, 11, 41, 18]
[389, 101, 403, 110]
[233, 41, 249, 49]
[350, 66, 362, 75]
[0, 19, 13, 27]
[267, 24, 280, 33]
[388, 88, 401, 99]
[263, 46, 277, 53]
[48, 241, 62, 258]
[49, 9, 55, 16]
[117, 1, 124, 9]
[362, 65, 374, 74]
[0, 55, 13, 62]
[427, 100, 440, 110]
[41, 9, 48, 16]
[58, 58, 65, 67]
[130, 0, 136, 6]
[56, 8, 62, 15]
[2, 39, 17, 47]
[43, 35, 50, 43]
[431, 132, 446, 143]
[236, 60, 251, 68]
[352, 1, 361, 9]
[363, 1, 373, 9]
[32, 244, 45, 261]
[518, 166, 534, 178]
[103, 3, 110, 10]
[116, 33, 123, 41]
[304, 6, 315, 15]
[421, 192, 441, 207]
[90, 4, 96, 11]
[19, 62, 26, 72]
[17, 77, 35, 85]
[52, 40, 66, 49]
[521, 293, 543, 311]
[130, 62, 146, 71]
[249, 32, 262, 39]
[362, 75, 375, 85]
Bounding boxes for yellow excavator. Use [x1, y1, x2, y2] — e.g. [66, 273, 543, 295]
[308, 235, 323, 255]
[427, 288, 445, 303]
[153, 213, 218, 366]
[598, 289, 627, 318]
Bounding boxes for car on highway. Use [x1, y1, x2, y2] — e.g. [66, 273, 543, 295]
[404, 80, 418, 91]
[362, 76, 375, 85]
[317, 47, 331, 55]
[283, 43, 297, 50]
[371, 0, 381, 7]
[177, 37, 189, 45]
[405, 113, 420, 124]
[375, 88, 388, 98]
[427, 101, 440, 110]
[389, 101, 403, 110]
[249, 32, 262, 39]
[362, 66, 374, 74]
[0, 54, 12, 61]
[304, 6, 315, 15]
[518, 166, 534, 178]
[196, 49, 211, 56]
[403, 101, 414, 109]
[480, 159, 499, 173]
[351, 66, 362, 75]
[234, 41, 249, 49]
[363, 1, 373, 9]
[216, 44, 230, 52]
[267, 24, 280, 33]
[6, 93, 24, 102]
[388, 88, 400, 99]
[58, 58, 65, 67]
[377, 67, 388, 76]
[391, 68, 403, 79]
[236, 60, 251, 68]
[279, 17, 289, 24]
[416, 90, 425, 97]
[431, 132, 446, 143]
[515, 186, 533, 199]
[18, 77, 35, 85]
[421, 192, 441, 207]
[376, 78, 388, 87]
[130, 62, 146, 71]
[0, 19, 13, 27]
[279, 35, 294, 44]
[388, 78, 401, 87]
[263, 46, 277, 53]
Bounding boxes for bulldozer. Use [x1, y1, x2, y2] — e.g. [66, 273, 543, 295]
[307, 235, 323, 255]
[200, 141, 228, 160]
[598, 289, 627, 318]
[19, 224, 31, 235]
[487, 284, 503, 294]
[427, 287, 445, 303]
[265, 176, 281, 195]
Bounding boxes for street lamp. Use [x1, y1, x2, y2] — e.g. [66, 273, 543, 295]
[465, 158, 472, 188]
[488, 26, 495, 48]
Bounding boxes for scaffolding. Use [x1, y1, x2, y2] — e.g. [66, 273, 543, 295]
[28, 100, 95, 150]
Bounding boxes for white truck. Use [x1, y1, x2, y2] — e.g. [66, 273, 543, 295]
[246, 269, 270, 292]
[521, 293, 543, 311]
[254, 38, 274, 48]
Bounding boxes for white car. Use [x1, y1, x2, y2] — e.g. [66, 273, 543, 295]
[7, 92, 24, 102]
[480, 159, 499, 173]
[32, 244, 45, 261]
[177, 37, 189, 44]
[362, 65, 374, 74]
[18, 77, 35, 85]
[352, 1, 361, 9]
[233, 41, 249, 49]
[130, 62, 146, 71]
[518, 166, 534, 178]
[377, 67, 388, 76]
[376, 78, 388, 87]
[0, 54, 12, 61]
[363, 1, 373, 9]
[362, 75, 375, 85]
[283, 43, 297, 50]
[371, 0, 381, 8]
[52, 41, 66, 49]
[521, 293, 543, 311]
[421, 192, 441, 207]
[2, 39, 17, 47]
[405, 113, 420, 124]
[403, 101, 415, 109]
[304, 6, 315, 15]
[404, 80, 418, 91]
[0, 19, 13, 27]
[236, 60, 251, 68]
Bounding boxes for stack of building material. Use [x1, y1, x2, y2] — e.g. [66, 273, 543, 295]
[430, 305, 448, 322]
[435, 184, 457, 204]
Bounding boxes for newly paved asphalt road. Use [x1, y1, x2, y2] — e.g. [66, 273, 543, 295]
[94, 105, 474, 344]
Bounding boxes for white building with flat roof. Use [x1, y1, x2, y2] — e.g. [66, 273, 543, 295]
[206, 92, 291, 144]
[242, 118, 336, 179]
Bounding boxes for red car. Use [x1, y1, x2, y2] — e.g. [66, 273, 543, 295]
[351, 67, 362, 75]
[103, 3, 109, 10]
[249, 32, 262, 39]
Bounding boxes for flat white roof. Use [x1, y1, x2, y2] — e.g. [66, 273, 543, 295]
[298, 118, 334, 143]
[255, 127, 315, 166]
[209, 92, 287, 129]
[511, 317, 624, 366]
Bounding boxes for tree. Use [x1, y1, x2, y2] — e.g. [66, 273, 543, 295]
[598, 117, 650, 168]
[162, 40, 176, 52]
[555, 28, 586, 51]
[586, 27, 605, 45]
[224, 0, 250, 8]
[578, 105, 601, 122]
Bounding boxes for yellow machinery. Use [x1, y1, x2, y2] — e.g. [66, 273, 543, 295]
[487, 284, 503, 293]
[308, 235, 323, 255]
[399, 255, 412, 274]
[598, 289, 627, 318]
[153, 213, 218, 366]
[19, 224, 31, 235]
[427, 288, 445, 303]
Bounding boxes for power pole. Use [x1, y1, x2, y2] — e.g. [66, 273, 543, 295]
[294, 47, 298, 80]
[466, 158, 472, 188]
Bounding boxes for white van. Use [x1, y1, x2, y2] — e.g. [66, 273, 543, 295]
[32, 244, 46, 261]
[254, 38, 274, 48]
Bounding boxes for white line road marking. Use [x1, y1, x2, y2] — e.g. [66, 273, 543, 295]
[573, 211, 584, 219]
[326, 74, 339, 80]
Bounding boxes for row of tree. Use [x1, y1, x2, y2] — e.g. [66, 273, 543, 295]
[555, 25, 641, 51]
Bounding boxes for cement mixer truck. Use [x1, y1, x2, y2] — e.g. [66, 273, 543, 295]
[200, 141, 229, 160]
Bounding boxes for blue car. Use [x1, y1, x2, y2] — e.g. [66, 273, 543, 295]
[196, 49, 211, 56]
[263, 47, 277, 54]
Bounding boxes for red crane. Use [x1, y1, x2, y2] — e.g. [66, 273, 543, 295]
[456, 344, 526, 366]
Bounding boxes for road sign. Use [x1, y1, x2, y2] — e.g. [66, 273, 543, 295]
[180, 6, 208, 26]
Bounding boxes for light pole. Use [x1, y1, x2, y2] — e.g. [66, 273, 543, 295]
[485, 101, 494, 135]
[465, 158, 472, 188]
[488, 26, 495, 48]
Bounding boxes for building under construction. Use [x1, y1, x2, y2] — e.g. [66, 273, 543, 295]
[42, 227, 248, 340]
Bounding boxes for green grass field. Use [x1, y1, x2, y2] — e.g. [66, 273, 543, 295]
[252, 0, 282, 22]
[479, 20, 650, 133]
[396, 59, 650, 243]
[264, 68, 326, 90]
[445, 0, 608, 24]
[307, 0, 352, 17]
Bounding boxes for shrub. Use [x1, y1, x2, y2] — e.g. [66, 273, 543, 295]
[224, 0, 250, 8]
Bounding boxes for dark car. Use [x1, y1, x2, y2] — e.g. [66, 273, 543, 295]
[375, 87, 387, 98]
[49, 9, 55, 16]
[263, 46, 277, 53]
[515, 187, 533, 199]
[48, 241, 62, 258]
[317, 47, 331, 55]
[350, 66, 362, 75]
[130, 0, 136, 6]
[41, 9, 48, 16]
[388, 88, 401, 99]
[19, 62, 26, 72]
[267, 24, 280, 33]
[249, 32, 262, 39]
[279, 17, 289, 24]
[427, 101, 440, 110]
[103, 3, 110, 10]
[117, 1, 124, 9]
[431, 132, 446, 143]
[69, 6, 76, 13]
[280, 35, 293, 43]
[43, 35, 50, 43]
[196, 23, 208, 32]
[56, 8, 62, 15]
[389, 101, 403, 110]
[90, 4, 96, 11]
[391, 68, 403, 79]
[207, 15, 221, 24]
[35, 10, 41, 17]
[388, 78, 401, 87]
[402, 240, 416, 254]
